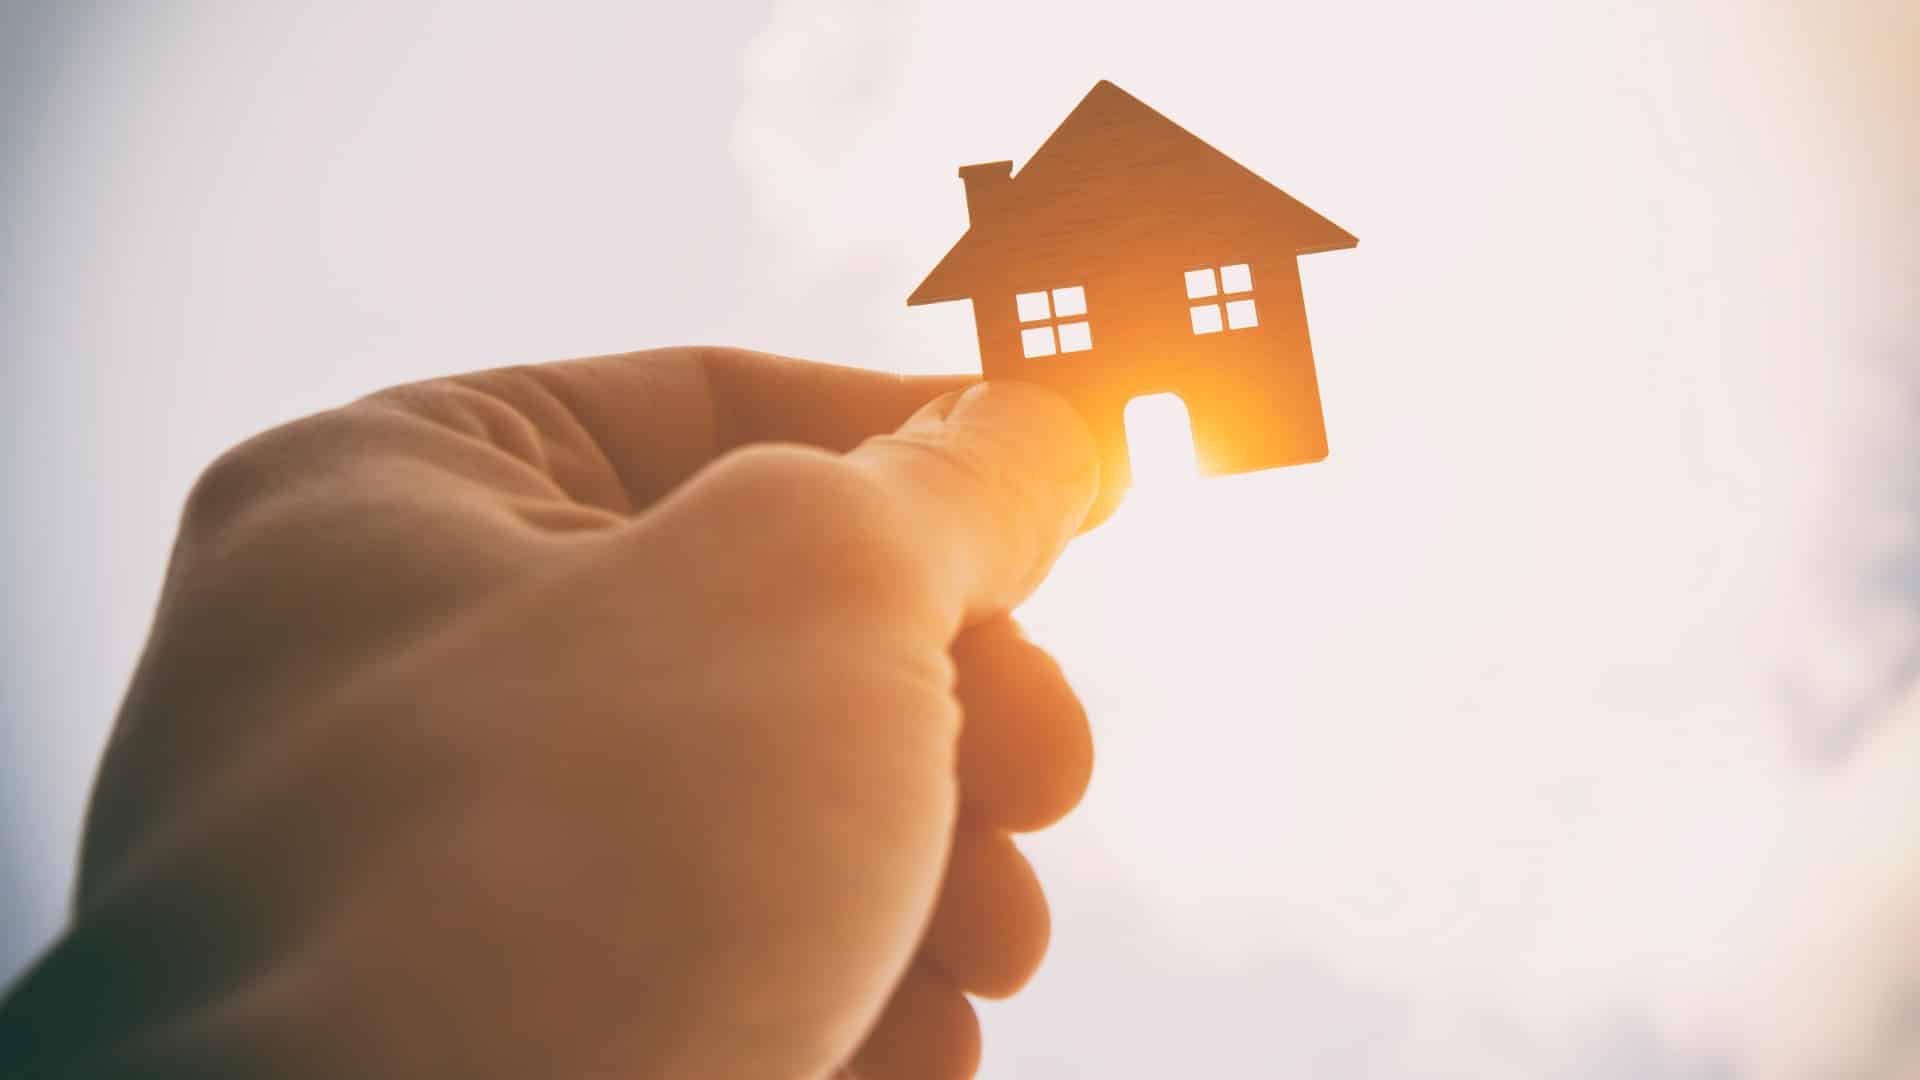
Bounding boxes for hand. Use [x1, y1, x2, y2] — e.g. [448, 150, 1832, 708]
[0, 348, 1099, 1079]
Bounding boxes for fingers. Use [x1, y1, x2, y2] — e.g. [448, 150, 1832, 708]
[691, 348, 972, 455]
[919, 820, 1050, 1000]
[375, 351, 1098, 630]
[848, 381, 1098, 627]
[952, 619, 1093, 833]
[844, 963, 980, 1080]
[375, 347, 970, 513]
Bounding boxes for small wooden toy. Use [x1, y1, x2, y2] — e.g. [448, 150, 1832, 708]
[909, 80, 1356, 495]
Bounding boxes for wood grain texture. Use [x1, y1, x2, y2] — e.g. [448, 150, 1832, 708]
[908, 80, 1356, 493]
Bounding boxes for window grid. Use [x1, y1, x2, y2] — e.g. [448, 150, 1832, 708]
[1187, 264, 1258, 335]
[1016, 286, 1093, 358]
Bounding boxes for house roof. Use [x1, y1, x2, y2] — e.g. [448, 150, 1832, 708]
[909, 81, 1358, 306]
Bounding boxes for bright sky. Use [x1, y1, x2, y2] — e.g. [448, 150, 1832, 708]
[4, 3, 1916, 1077]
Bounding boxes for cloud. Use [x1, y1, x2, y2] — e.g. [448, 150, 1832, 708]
[732, 1, 1920, 1076]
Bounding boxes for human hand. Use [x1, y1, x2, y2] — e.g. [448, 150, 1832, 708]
[0, 348, 1098, 1079]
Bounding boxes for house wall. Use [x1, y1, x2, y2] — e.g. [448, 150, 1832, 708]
[974, 250, 1327, 488]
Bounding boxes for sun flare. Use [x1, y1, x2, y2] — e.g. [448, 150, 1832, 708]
[1122, 393, 1200, 489]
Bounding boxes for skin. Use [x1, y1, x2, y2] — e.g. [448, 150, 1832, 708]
[0, 347, 1102, 1079]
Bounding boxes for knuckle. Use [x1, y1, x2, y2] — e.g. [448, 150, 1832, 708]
[701, 445, 898, 549]
[688, 444, 929, 614]
[182, 411, 342, 535]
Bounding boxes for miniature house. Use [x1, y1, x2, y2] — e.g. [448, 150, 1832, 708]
[909, 80, 1356, 490]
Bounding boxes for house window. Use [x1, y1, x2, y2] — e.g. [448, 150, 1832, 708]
[1185, 264, 1258, 335]
[1016, 285, 1093, 358]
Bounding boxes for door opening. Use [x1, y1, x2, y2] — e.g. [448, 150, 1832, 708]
[1123, 393, 1199, 487]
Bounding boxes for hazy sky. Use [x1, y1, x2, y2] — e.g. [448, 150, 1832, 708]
[4, 3, 1916, 1077]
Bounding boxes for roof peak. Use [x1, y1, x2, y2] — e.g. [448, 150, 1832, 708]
[909, 80, 1356, 306]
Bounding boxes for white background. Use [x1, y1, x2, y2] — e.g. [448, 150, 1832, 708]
[4, 3, 1917, 1076]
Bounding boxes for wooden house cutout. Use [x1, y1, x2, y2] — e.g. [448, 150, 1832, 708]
[909, 80, 1356, 495]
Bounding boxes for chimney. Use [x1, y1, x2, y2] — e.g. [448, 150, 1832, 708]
[958, 161, 1014, 226]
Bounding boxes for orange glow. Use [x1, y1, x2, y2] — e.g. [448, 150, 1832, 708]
[1121, 393, 1199, 488]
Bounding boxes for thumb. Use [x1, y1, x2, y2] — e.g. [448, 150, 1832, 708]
[847, 380, 1098, 628]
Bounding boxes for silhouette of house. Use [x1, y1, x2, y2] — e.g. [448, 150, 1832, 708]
[909, 80, 1356, 488]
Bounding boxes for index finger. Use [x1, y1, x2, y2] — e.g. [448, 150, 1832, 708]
[375, 347, 972, 513]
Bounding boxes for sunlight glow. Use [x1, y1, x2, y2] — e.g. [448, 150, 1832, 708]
[8, 4, 1904, 1078]
[1122, 393, 1199, 488]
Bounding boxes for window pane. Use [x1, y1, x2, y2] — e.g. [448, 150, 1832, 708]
[1021, 325, 1057, 357]
[1051, 285, 1087, 317]
[1057, 320, 1093, 352]
[1220, 263, 1253, 294]
[1016, 291, 1051, 323]
[1189, 304, 1223, 335]
[1184, 268, 1217, 299]
[1225, 298, 1259, 329]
